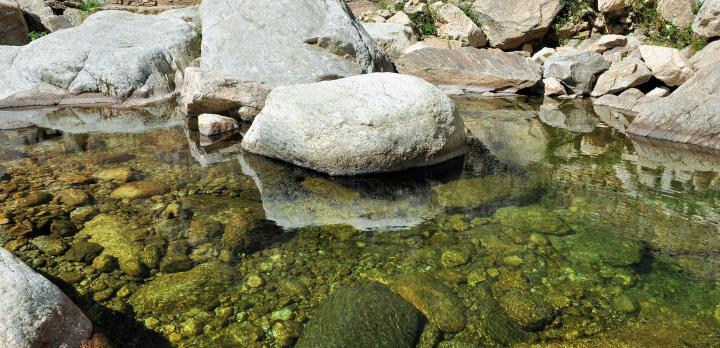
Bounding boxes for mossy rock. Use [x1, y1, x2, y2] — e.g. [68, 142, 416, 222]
[110, 181, 170, 199]
[432, 175, 539, 210]
[494, 205, 571, 235]
[82, 214, 144, 267]
[296, 283, 424, 348]
[392, 273, 466, 333]
[549, 226, 643, 267]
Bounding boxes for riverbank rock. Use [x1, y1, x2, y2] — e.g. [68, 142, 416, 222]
[0, 11, 198, 108]
[200, 0, 391, 87]
[198, 114, 239, 136]
[396, 47, 542, 94]
[0, 248, 92, 348]
[0, 0, 29, 45]
[180, 68, 271, 120]
[544, 51, 611, 95]
[242, 73, 466, 176]
[473, 0, 562, 49]
[295, 283, 424, 348]
[361, 22, 418, 59]
[17, 0, 72, 32]
[591, 54, 652, 96]
[392, 273, 466, 333]
[657, 0, 695, 28]
[639, 45, 692, 86]
[430, 2, 486, 48]
[628, 65, 720, 149]
[692, 0, 720, 38]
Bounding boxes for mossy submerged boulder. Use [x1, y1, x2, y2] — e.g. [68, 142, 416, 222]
[82, 214, 144, 270]
[392, 273, 466, 333]
[494, 205, 571, 235]
[110, 181, 170, 200]
[296, 283, 424, 348]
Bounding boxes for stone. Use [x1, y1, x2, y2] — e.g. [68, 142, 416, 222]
[392, 273, 466, 333]
[544, 51, 611, 95]
[82, 214, 144, 269]
[93, 167, 136, 183]
[658, 0, 696, 28]
[200, 0, 391, 87]
[159, 240, 193, 273]
[30, 236, 67, 256]
[110, 181, 170, 200]
[0, 11, 198, 108]
[692, 0, 720, 38]
[646, 86, 671, 97]
[198, 114, 239, 136]
[532, 47, 556, 63]
[387, 10, 412, 26]
[429, 2, 487, 48]
[473, 0, 562, 49]
[494, 205, 571, 235]
[242, 73, 465, 176]
[639, 45, 692, 86]
[63, 241, 103, 262]
[91, 254, 117, 272]
[396, 47, 543, 94]
[295, 283, 423, 348]
[687, 40, 720, 73]
[497, 290, 555, 330]
[598, 0, 627, 12]
[543, 77, 566, 96]
[361, 22, 418, 59]
[0, 0, 29, 45]
[16, 0, 71, 32]
[628, 65, 720, 149]
[591, 54, 652, 96]
[180, 67, 271, 120]
[0, 248, 92, 348]
[58, 188, 90, 207]
[593, 88, 646, 111]
[586, 34, 628, 53]
[15, 191, 51, 207]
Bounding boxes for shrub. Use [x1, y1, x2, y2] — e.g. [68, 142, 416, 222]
[409, 10, 437, 37]
[554, 0, 593, 29]
[28, 31, 47, 41]
[78, 0, 104, 21]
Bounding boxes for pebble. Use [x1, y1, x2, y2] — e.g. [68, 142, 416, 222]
[110, 181, 170, 200]
[246, 274, 264, 288]
[270, 307, 294, 322]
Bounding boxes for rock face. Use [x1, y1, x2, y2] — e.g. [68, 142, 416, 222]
[0, 11, 198, 108]
[629, 65, 720, 149]
[544, 51, 611, 95]
[198, 114, 239, 136]
[692, 0, 720, 38]
[657, 0, 696, 28]
[242, 73, 466, 176]
[0, 0, 29, 45]
[361, 22, 418, 59]
[396, 47, 542, 94]
[688, 40, 720, 73]
[639, 45, 692, 86]
[180, 67, 271, 120]
[473, 0, 562, 49]
[430, 2, 486, 48]
[591, 54, 652, 96]
[0, 248, 92, 348]
[295, 283, 424, 348]
[17, 0, 72, 32]
[598, 0, 628, 12]
[200, 0, 391, 87]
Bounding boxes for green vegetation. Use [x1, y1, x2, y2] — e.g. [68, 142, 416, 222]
[409, 10, 437, 37]
[78, 0, 104, 21]
[376, 0, 403, 11]
[554, 0, 593, 29]
[458, 3, 481, 27]
[632, 1, 707, 51]
[28, 31, 47, 41]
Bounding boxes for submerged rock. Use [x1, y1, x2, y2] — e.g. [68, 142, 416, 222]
[82, 214, 144, 271]
[200, 0, 391, 86]
[494, 205, 570, 235]
[242, 73, 466, 175]
[496, 290, 555, 331]
[396, 47, 543, 94]
[432, 174, 538, 210]
[296, 283, 424, 348]
[0, 248, 92, 348]
[392, 273, 466, 333]
[110, 181, 170, 200]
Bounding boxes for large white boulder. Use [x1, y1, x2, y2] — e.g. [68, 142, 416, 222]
[361, 22, 418, 59]
[472, 0, 562, 49]
[0, 248, 92, 348]
[0, 0, 29, 45]
[241, 73, 466, 175]
[429, 2, 486, 48]
[0, 11, 198, 108]
[692, 0, 720, 38]
[639, 45, 692, 86]
[200, 0, 392, 87]
[395, 47, 543, 94]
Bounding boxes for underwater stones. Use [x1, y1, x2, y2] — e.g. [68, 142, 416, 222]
[548, 226, 642, 267]
[432, 175, 536, 210]
[496, 290, 555, 331]
[93, 167, 137, 183]
[58, 188, 90, 207]
[69, 206, 98, 224]
[110, 181, 170, 200]
[613, 294, 638, 313]
[392, 273, 466, 333]
[82, 214, 144, 270]
[198, 114, 239, 136]
[15, 191, 52, 207]
[129, 261, 236, 314]
[440, 246, 473, 268]
[0, 248, 92, 348]
[84, 153, 135, 166]
[63, 241, 103, 262]
[188, 219, 224, 246]
[91, 254, 117, 272]
[242, 73, 466, 175]
[494, 205, 571, 235]
[159, 240, 193, 273]
[295, 283, 424, 348]
[30, 236, 67, 256]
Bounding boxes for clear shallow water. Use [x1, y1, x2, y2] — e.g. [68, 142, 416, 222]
[0, 97, 719, 347]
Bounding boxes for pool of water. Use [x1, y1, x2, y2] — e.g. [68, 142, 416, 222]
[1, 97, 719, 347]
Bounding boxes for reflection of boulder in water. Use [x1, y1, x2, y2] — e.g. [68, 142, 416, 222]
[539, 98, 599, 133]
[630, 135, 720, 175]
[0, 103, 183, 134]
[593, 104, 634, 133]
[184, 117, 246, 167]
[457, 96, 547, 166]
[238, 151, 463, 231]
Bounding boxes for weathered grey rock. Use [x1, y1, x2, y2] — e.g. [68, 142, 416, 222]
[591, 54, 652, 96]
[242, 73, 466, 175]
[593, 88, 646, 111]
[688, 40, 720, 73]
[159, 5, 201, 30]
[361, 22, 418, 59]
[544, 51, 611, 94]
[532, 47, 556, 63]
[387, 10, 412, 26]
[17, 0, 72, 32]
[598, 0, 628, 12]
[629, 65, 720, 149]
[639, 45, 692, 86]
[0, 0, 29, 45]
[0, 248, 92, 348]
[430, 2, 486, 48]
[396, 47, 542, 94]
[180, 67, 271, 120]
[692, 0, 720, 38]
[198, 114, 238, 136]
[658, 0, 696, 28]
[0, 11, 198, 108]
[580, 34, 628, 53]
[543, 77, 567, 96]
[200, 0, 391, 87]
[295, 283, 424, 348]
[473, 0, 562, 49]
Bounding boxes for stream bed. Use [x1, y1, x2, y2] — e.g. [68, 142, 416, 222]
[1, 97, 719, 347]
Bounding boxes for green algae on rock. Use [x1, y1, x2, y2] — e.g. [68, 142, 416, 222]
[110, 181, 170, 199]
[432, 174, 540, 210]
[494, 205, 571, 235]
[392, 273, 467, 333]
